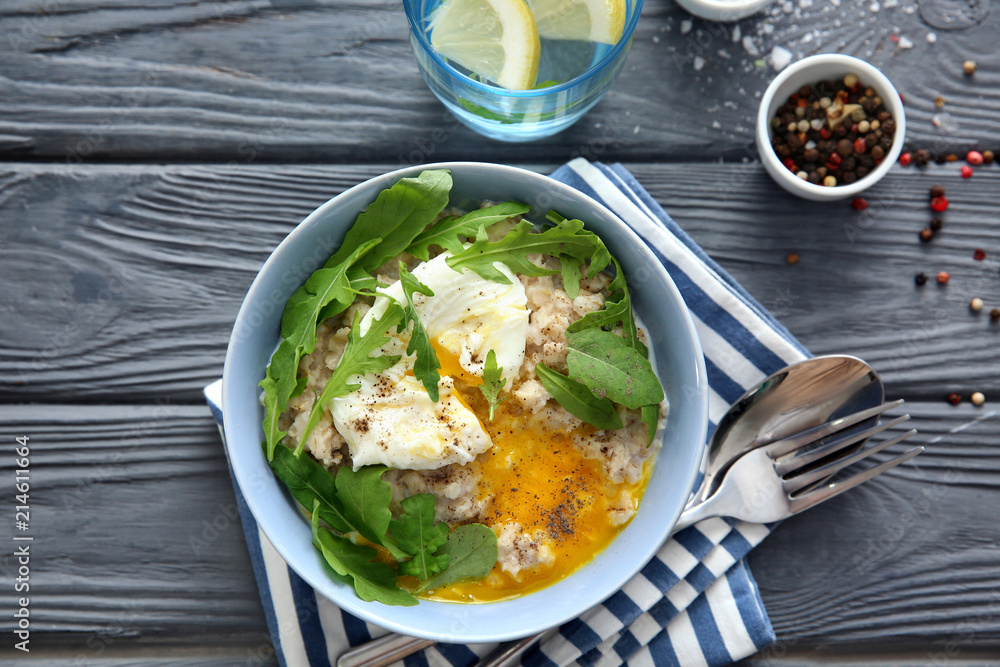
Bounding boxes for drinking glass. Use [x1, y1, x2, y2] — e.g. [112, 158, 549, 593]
[402, 0, 643, 142]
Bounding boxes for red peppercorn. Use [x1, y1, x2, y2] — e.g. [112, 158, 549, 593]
[974, 249, 987, 261]
[820, 127, 831, 140]
[930, 196, 949, 212]
[967, 150, 984, 166]
[899, 93, 905, 105]
[961, 165, 973, 178]
[854, 138, 867, 154]
[937, 271, 950, 284]
[899, 151, 912, 166]
[852, 197, 869, 211]
[947, 393, 962, 405]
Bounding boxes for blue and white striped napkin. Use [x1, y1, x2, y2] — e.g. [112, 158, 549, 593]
[205, 158, 810, 667]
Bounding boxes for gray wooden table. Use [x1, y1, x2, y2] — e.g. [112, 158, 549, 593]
[2, 0, 999, 664]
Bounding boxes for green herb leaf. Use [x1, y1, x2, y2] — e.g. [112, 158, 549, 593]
[398, 263, 441, 402]
[407, 201, 531, 260]
[641, 403, 660, 447]
[560, 254, 583, 299]
[334, 465, 408, 560]
[324, 169, 453, 273]
[536, 364, 623, 430]
[446, 218, 603, 284]
[478, 349, 507, 421]
[297, 306, 403, 454]
[565, 327, 664, 410]
[260, 239, 381, 460]
[268, 443, 354, 534]
[311, 505, 418, 606]
[390, 494, 450, 580]
[416, 524, 498, 593]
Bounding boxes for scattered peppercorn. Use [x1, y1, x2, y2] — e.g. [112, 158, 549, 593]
[984, 150, 995, 164]
[920, 228, 935, 242]
[852, 197, 869, 211]
[899, 151, 912, 166]
[915, 272, 928, 286]
[991, 308, 1000, 322]
[929, 184, 946, 198]
[971, 392, 986, 406]
[930, 218, 944, 231]
[931, 196, 950, 212]
[967, 150, 984, 166]
[937, 270, 950, 284]
[963, 60, 978, 76]
[786, 253, 800, 265]
[974, 248, 987, 261]
[914, 149, 930, 166]
[935, 95, 946, 108]
[961, 165, 973, 178]
[971, 297, 985, 312]
[946, 153, 959, 162]
[947, 392, 962, 405]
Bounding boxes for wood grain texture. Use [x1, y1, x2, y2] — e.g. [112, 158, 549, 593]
[1, 0, 998, 162]
[0, 403, 996, 660]
[2, 161, 998, 402]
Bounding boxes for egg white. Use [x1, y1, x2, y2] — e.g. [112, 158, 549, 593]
[332, 253, 530, 470]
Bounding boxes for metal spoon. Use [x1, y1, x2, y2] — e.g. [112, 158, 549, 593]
[337, 354, 884, 667]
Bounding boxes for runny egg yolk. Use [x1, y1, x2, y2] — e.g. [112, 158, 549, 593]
[420, 346, 652, 603]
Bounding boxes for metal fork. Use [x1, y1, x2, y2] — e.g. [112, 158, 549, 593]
[338, 400, 922, 667]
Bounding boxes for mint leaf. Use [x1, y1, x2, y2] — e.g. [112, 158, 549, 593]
[296, 306, 403, 454]
[565, 328, 664, 410]
[416, 524, 498, 593]
[407, 201, 531, 260]
[334, 465, 408, 560]
[268, 443, 353, 534]
[398, 263, 441, 402]
[390, 494, 450, 580]
[324, 169, 453, 273]
[311, 505, 418, 606]
[536, 364, 623, 430]
[446, 218, 604, 285]
[478, 349, 507, 421]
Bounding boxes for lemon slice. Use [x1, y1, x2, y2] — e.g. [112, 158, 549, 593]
[526, 0, 625, 44]
[429, 0, 541, 90]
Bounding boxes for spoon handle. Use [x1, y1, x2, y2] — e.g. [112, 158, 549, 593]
[336, 634, 435, 667]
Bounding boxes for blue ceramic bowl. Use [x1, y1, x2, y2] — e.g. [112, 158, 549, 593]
[223, 162, 708, 643]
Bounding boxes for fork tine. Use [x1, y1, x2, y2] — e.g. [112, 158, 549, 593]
[788, 444, 924, 514]
[783, 428, 917, 493]
[772, 414, 911, 475]
[763, 399, 905, 458]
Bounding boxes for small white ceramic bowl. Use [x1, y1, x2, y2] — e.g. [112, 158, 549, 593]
[674, 0, 773, 22]
[223, 163, 709, 643]
[756, 54, 906, 201]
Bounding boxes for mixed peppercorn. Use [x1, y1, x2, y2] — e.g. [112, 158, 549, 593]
[770, 74, 895, 187]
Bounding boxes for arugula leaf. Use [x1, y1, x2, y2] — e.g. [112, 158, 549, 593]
[335, 465, 408, 560]
[324, 169, 453, 273]
[478, 349, 507, 421]
[311, 504, 418, 606]
[446, 218, 603, 284]
[566, 257, 641, 349]
[260, 239, 381, 460]
[390, 494, 450, 580]
[398, 263, 441, 402]
[536, 364, 623, 430]
[641, 403, 660, 447]
[560, 254, 583, 299]
[416, 524, 498, 593]
[565, 327, 664, 410]
[296, 306, 403, 454]
[268, 443, 354, 534]
[407, 201, 531, 260]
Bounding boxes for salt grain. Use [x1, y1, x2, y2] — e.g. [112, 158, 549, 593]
[770, 45, 793, 71]
[680, 19, 692, 35]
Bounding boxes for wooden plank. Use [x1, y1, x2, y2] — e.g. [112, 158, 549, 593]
[0, 403, 997, 658]
[0, 0, 997, 161]
[2, 161, 998, 402]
